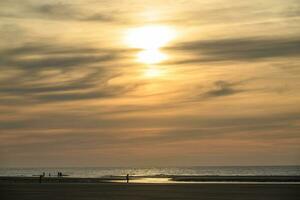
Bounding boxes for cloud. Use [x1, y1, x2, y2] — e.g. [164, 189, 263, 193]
[0, 42, 129, 69]
[0, 42, 140, 104]
[34, 3, 117, 22]
[203, 80, 242, 98]
[1, 110, 299, 156]
[171, 79, 253, 106]
[0, 1, 119, 23]
[3, 55, 115, 69]
[167, 37, 300, 64]
[0, 41, 132, 71]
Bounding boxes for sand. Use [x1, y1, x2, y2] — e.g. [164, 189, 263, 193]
[1, 182, 300, 200]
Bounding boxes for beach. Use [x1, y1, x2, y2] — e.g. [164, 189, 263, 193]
[1, 182, 300, 200]
[1, 176, 300, 200]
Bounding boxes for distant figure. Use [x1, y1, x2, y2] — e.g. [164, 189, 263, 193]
[39, 175, 43, 183]
[42, 172, 45, 177]
[49, 173, 51, 177]
[126, 174, 129, 183]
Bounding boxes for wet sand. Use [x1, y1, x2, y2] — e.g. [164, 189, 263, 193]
[1, 182, 300, 200]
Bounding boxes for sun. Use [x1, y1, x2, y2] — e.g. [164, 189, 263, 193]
[125, 25, 176, 50]
[137, 49, 167, 64]
[125, 24, 176, 77]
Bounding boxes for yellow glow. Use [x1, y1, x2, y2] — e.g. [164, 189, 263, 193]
[144, 67, 162, 78]
[137, 49, 167, 64]
[125, 25, 176, 50]
[125, 25, 176, 77]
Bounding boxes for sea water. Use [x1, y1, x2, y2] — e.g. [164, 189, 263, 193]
[0, 166, 299, 178]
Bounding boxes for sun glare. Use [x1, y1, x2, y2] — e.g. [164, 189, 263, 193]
[137, 49, 166, 64]
[125, 25, 176, 50]
[125, 24, 176, 78]
[144, 67, 162, 78]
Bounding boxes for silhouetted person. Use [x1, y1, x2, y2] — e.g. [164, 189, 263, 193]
[39, 175, 43, 183]
[43, 172, 45, 177]
[126, 174, 129, 183]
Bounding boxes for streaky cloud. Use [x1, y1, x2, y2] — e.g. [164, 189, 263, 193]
[166, 37, 300, 64]
[0, 1, 120, 23]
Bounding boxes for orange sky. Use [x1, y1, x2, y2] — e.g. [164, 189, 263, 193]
[0, 0, 300, 167]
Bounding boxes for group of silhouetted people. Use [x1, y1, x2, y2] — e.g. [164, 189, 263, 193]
[58, 172, 63, 177]
[38, 171, 64, 183]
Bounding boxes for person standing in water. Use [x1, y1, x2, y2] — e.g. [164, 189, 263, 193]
[126, 174, 129, 183]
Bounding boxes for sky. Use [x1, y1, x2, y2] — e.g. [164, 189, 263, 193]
[0, 0, 300, 167]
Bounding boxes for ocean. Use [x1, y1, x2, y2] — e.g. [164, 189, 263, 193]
[0, 166, 299, 178]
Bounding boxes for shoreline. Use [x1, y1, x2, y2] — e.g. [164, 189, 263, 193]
[1, 175, 300, 184]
